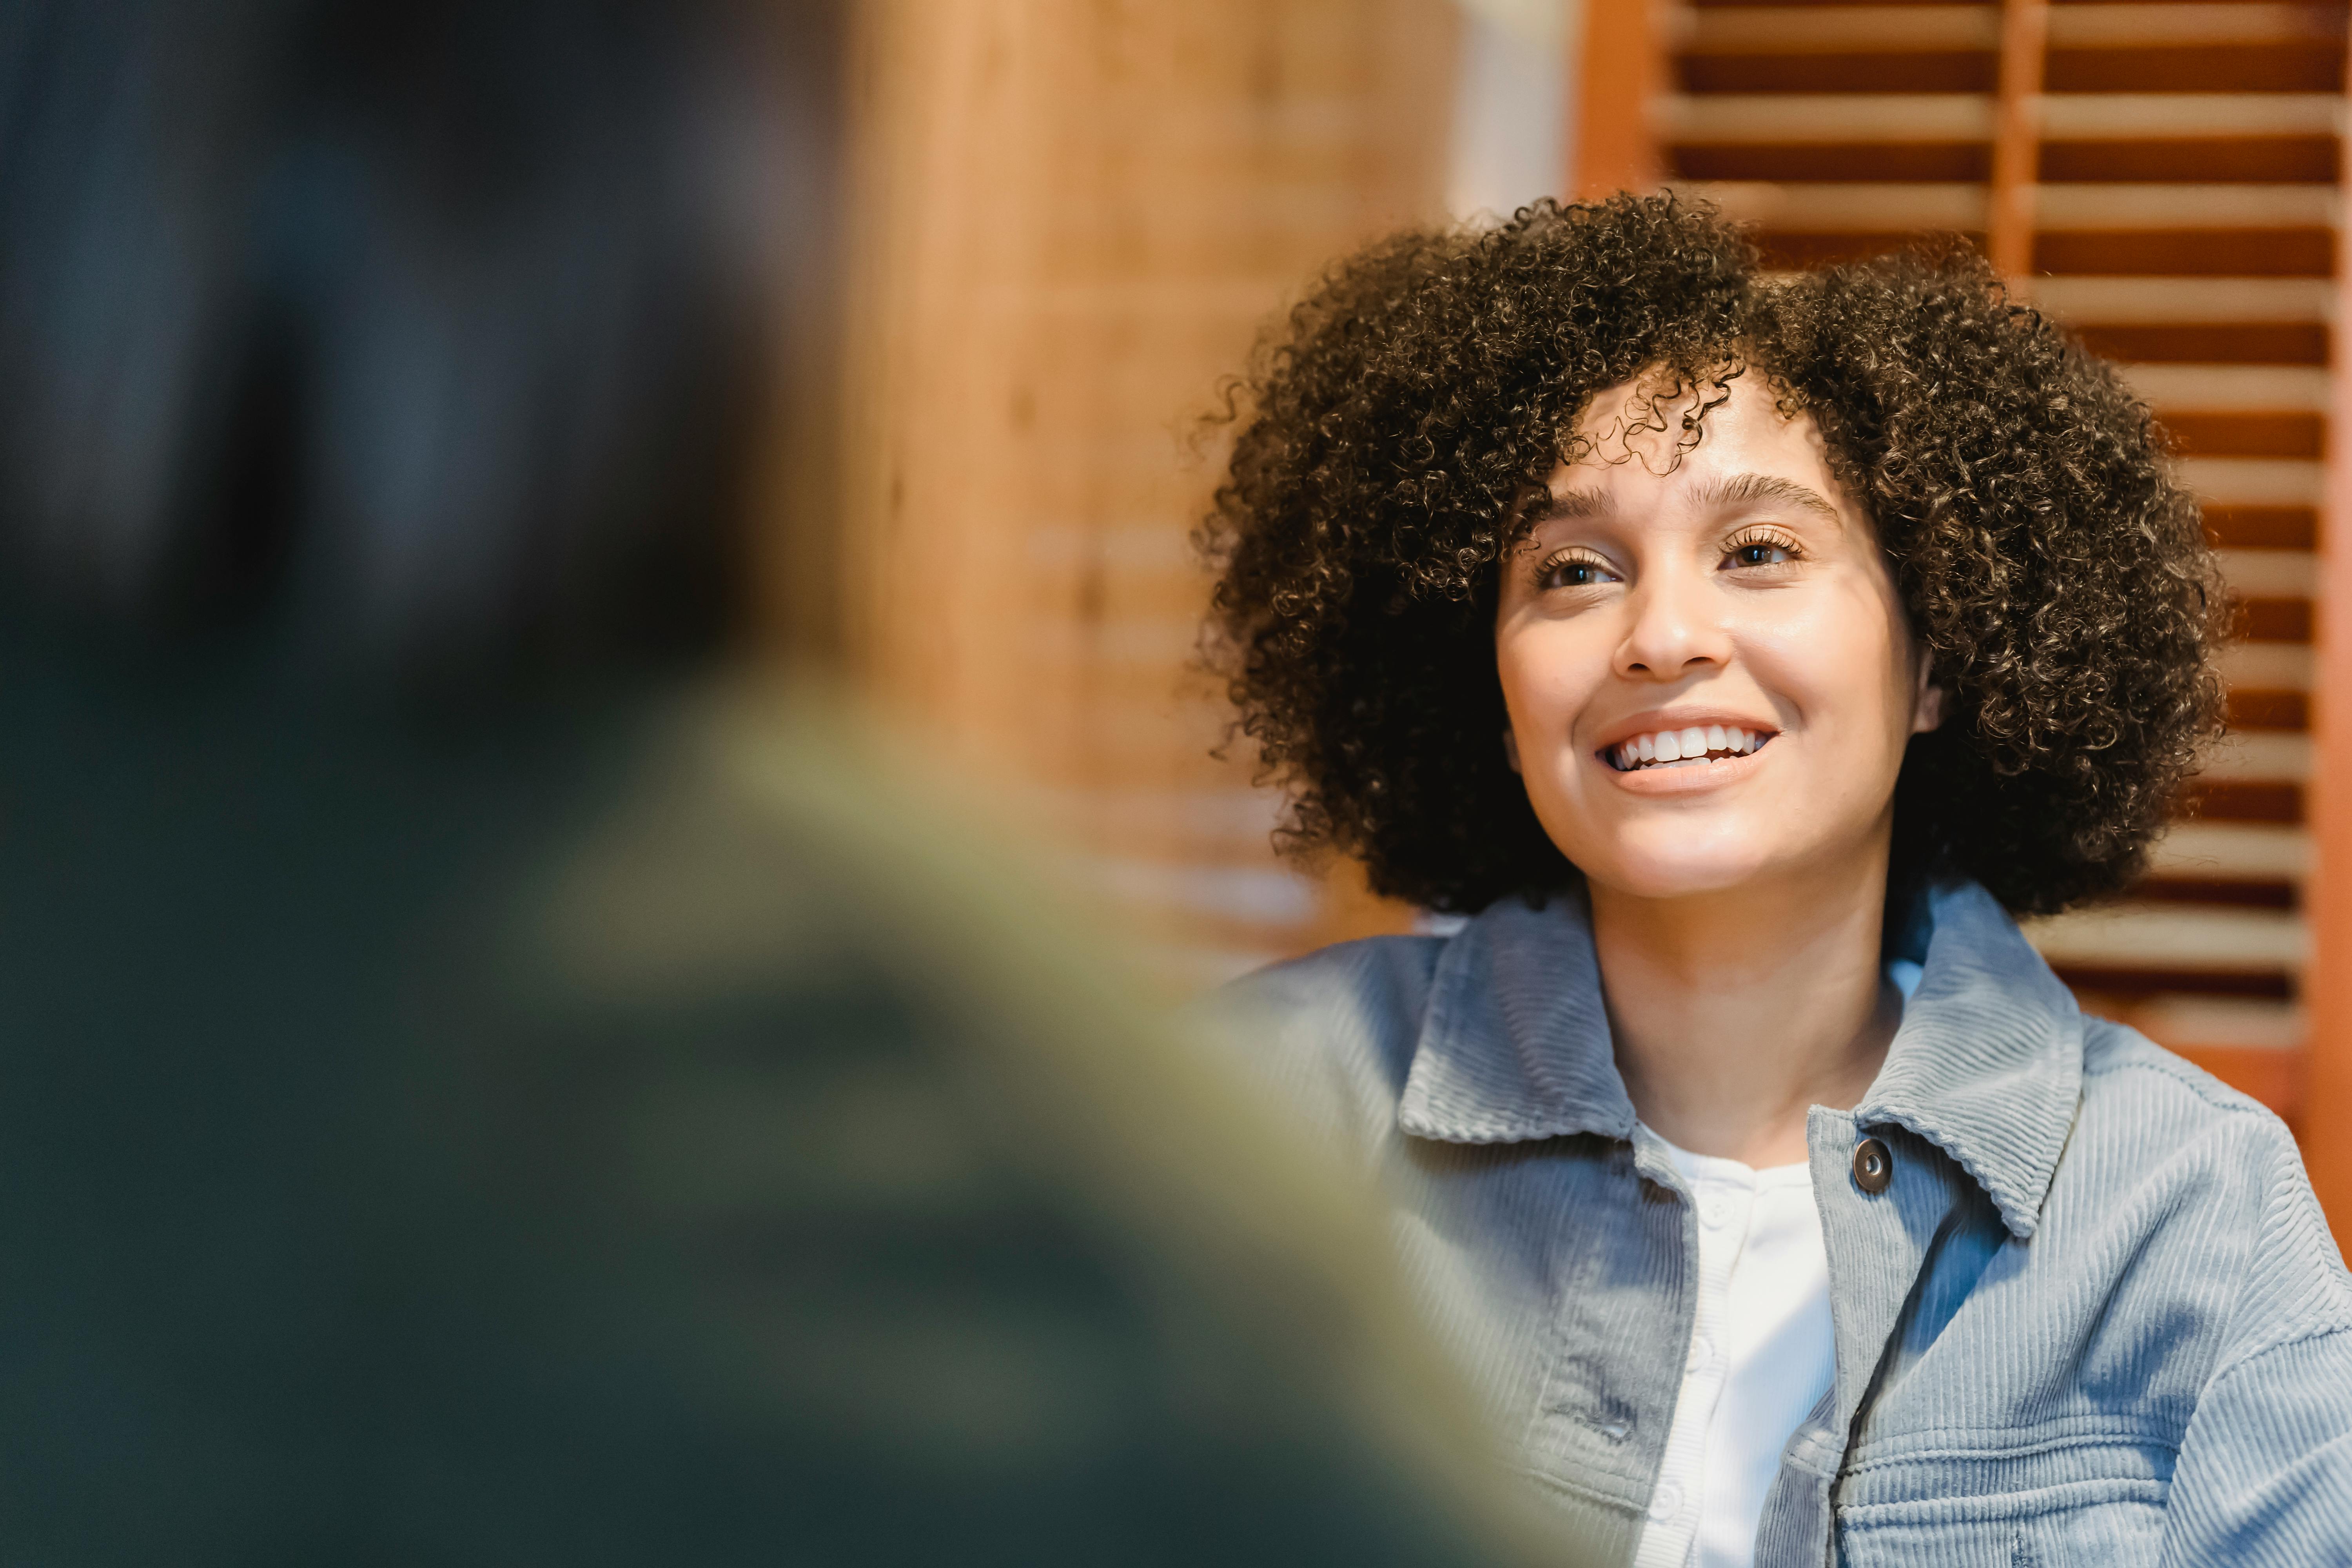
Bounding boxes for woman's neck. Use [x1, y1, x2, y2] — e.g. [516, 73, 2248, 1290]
[1589, 846, 1901, 1169]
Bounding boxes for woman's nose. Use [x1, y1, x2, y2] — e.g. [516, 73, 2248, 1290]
[1615, 566, 1730, 680]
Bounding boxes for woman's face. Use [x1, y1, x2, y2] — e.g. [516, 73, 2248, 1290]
[1494, 372, 1942, 902]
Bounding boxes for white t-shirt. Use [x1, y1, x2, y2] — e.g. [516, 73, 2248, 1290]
[1631, 960, 1920, 1568]
[1630, 1133, 1834, 1568]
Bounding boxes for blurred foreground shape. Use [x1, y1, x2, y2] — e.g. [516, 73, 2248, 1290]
[0, 4, 1575, 1559]
[0, 645, 1557, 1564]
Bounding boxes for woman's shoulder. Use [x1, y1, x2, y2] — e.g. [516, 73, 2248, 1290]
[2068, 1014, 2350, 1350]
[1223, 930, 1449, 1016]
[1191, 933, 1454, 1156]
[2074, 1013, 2298, 1152]
[2069, 1014, 2312, 1203]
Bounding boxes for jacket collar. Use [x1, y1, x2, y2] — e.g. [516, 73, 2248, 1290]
[1396, 879, 2083, 1238]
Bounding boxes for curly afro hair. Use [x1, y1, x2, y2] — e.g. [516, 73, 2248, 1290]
[1201, 193, 2225, 918]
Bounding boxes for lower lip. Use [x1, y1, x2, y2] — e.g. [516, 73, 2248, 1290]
[1597, 742, 1774, 795]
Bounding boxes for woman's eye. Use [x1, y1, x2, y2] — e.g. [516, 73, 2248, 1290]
[1727, 541, 1794, 568]
[1540, 557, 1617, 590]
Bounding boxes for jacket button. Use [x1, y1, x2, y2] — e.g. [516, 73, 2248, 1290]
[1853, 1137, 1892, 1194]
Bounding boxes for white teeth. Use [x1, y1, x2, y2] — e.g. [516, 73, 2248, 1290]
[1608, 725, 1774, 772]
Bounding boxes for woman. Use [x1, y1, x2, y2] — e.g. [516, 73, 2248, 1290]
[1203, 195, 2352, 1566]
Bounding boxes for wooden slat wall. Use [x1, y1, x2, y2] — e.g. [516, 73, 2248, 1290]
[2304, 28, 2352, 1235]
[1642, 0, 2351, 1132]
[835, 1, 1454, 985]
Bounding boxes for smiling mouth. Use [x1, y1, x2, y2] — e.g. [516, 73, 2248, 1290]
[1604, 725, 1777, 773]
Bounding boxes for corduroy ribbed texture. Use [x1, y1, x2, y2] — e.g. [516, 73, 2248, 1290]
[1210, 881, 2352, 1566]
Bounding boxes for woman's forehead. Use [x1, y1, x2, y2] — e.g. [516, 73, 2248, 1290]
[1569, 370, 1811, 461]
[1551, 373, 1836, 507]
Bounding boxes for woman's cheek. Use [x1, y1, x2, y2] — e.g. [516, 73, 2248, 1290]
[1736, 595, 1868, 701]
[1499, 625, 1578, 741]
[1735, 601, 1911, 783]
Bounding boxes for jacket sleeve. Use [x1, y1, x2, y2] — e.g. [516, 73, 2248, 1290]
[2158, 1119, 2352, 1567]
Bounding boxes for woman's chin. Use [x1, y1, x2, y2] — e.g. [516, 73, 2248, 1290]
[1574, 846, 1784, 904]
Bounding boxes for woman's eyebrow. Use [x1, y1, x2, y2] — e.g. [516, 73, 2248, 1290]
[1694, 472, 1840, 522]
[1524, 488, 1614, 524]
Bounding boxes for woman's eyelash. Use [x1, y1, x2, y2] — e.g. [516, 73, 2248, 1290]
[1723, 529, 1801, 565]
[1535, 550, 1614, 587]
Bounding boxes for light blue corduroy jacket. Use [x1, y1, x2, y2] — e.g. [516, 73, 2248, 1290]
[1212, 879, 2352, 1566]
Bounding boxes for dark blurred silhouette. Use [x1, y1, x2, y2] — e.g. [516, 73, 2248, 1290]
[0, 650, 1548, 1564]
[0, 0, 837, 667]
[0, 6, 1562, 1564]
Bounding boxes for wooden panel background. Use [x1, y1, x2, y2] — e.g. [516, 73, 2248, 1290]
[2305, 21, 2352, 1233]
[833, 1, 1458, 982]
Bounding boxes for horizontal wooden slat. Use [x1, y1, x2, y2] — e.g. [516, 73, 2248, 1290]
[2149, 821, 2311, 881]
[2028, 276, 2335, 325]
[1666, 93, 1990, 142]
[2025, 901, 2308, 970]
[1678, 179, 1984, 225]
[2138, 994, 2306, 1050]
[2046, 4, 2345, 53]
[2043, 183, 2339, 231]
[2216, 547, 2319, 597]
[2123, 364, 2332, 412]
[1666, 93, 2342, 145]
[1679, 181, 2340, 231]
[1677, 5, 2343, 56]
[2045, 94, 2342, 142]
[2180, 456, 2324, 506]
[2201, 730, 2313, 783]
[2223, 642, 2318, 691]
